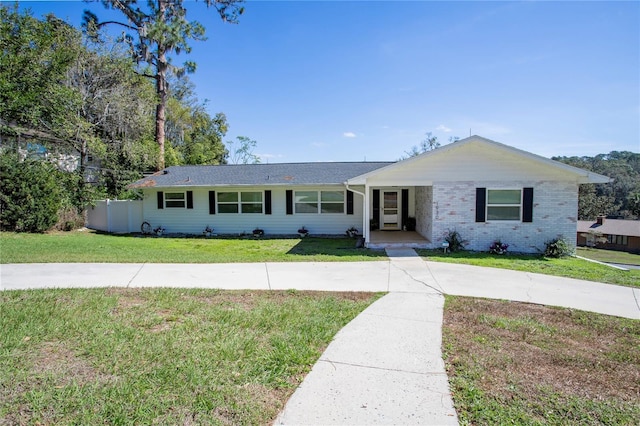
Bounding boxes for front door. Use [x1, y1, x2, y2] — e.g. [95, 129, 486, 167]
[381, 191, 400, 230]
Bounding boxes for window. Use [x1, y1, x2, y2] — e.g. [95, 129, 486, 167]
[165, 192, 186, 208]
[487, 189, 521, 221]
[295, 190, 344, 214]
[241, 192, 263, 213]
[218, 191, 263, 214]
[607, 235, 628, 245]
[321, 191, 345, 213]
[295, 191, 318, 213]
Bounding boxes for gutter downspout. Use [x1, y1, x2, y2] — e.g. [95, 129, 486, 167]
[345, 182, 368, 246]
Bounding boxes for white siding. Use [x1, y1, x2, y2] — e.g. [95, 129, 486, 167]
[141, 186, 364, 236]
[364, 143, 581, 186]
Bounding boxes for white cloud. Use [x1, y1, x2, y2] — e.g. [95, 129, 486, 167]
[436, 124, 452, 133]
[343, 132, 357, 138]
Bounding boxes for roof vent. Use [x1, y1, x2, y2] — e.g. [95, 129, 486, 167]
[163, 170, 168, 175]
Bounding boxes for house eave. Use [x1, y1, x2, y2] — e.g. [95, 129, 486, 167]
[128, 182, 349, 190]
[346, 135, 612, 185]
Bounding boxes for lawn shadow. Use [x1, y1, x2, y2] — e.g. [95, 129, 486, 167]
[286, 237, 387, 258]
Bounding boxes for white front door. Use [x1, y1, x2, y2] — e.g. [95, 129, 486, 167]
[381, 191, 400, 230]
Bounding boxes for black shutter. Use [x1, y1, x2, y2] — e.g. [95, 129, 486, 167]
[286, 190, 293, 215]
[186, 191, 193, 209]
[401, 189, 409, 228]
[157, 191, 164, 209]
[372, 189, 380, 227]
[208, 191, 216, 214]
[523, 187, 534, 223]
[475, 188, 486, 222]
[346, 190, 354, 215]
[265, 190, 272, 215]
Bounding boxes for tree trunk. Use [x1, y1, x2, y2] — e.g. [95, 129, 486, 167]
[154, 0, 167, 171]
[155, 78, 166, 170]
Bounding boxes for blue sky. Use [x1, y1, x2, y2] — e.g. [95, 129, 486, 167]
[15, 0, 640, 162]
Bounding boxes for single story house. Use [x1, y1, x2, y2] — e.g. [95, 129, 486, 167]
[127, 135, 610, 253]
[577, 217, 640, 253]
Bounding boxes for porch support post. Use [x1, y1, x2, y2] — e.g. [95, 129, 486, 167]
[364, 182, 370, 245]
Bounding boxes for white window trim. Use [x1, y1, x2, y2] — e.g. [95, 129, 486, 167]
[294, 190, 346, 214]
[217, 191, 264, 214]
[165, 191, 186, 209]
[486, 188, 523, 222]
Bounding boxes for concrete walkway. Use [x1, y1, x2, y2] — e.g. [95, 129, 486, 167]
[275, 248, 457, 425]
[2, 253, 639, 425]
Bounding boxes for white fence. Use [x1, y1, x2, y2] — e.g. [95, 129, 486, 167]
[86, 200, 143, 233]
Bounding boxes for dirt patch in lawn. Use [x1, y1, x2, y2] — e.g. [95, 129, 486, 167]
[31, 341, 117, 387]
[178, 289, 375, 311]
[443, 297, 640, 423]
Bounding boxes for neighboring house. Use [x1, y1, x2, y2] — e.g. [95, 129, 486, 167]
[127, 135, 609, 253]
[0, 122, 101, 182]
[577, 217, 640, 253]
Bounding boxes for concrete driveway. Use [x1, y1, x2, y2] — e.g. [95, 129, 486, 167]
[1, 252, 638, 425]
[2, 257, 638, 320]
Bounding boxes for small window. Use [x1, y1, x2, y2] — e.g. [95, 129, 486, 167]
[321, 191, 344, 213]
[218, 191, 262, 214]
[609, 235, 628, 245]
[487, 189, 521, 221]
[241, 192, 263, 213]
[218, 192, 239, 213]
[295, 191, 318, 213]
[165, 192, 186, 208]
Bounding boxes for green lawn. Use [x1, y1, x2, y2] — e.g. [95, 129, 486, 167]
[576, 247, 640, 266]
[444, 297, 640, 425]
[0, 231, 386, 263]
[418, 250, 640, 288]
[0, 288, 381, 425]
[3, 231, 638, 287]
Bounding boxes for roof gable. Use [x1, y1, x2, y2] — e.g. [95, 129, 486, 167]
[347, 135, 611, 185]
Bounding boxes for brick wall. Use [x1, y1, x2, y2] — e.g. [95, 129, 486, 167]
[429, 181, 579, 253]
[415, 186, 433, 241]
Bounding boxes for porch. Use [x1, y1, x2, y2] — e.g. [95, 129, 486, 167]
[367, 230, 430, 249]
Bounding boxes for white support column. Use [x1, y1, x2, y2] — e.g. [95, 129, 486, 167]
[364, 183, 370, 245]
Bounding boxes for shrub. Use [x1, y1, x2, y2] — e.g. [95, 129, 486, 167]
[444, 229, 467, 252]
[544, 237, 573, 258]
[0, 152, 62, 232]
[53, 205, 85, 231]
[489, 240, 509, 255]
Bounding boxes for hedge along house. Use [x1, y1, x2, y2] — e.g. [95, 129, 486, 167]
[127, 136, 610, 253]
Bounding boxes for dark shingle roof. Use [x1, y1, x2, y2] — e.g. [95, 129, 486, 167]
[128, 162, 394, 188]
[577, 219, 640, 238]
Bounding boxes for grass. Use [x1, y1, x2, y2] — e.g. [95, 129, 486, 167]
[443, 296, 640, 425]
[576, 247, 640, 266]
[418, 249, 640, 288]
[0, 230, 386, 263]
[0, 288, 381, 425]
